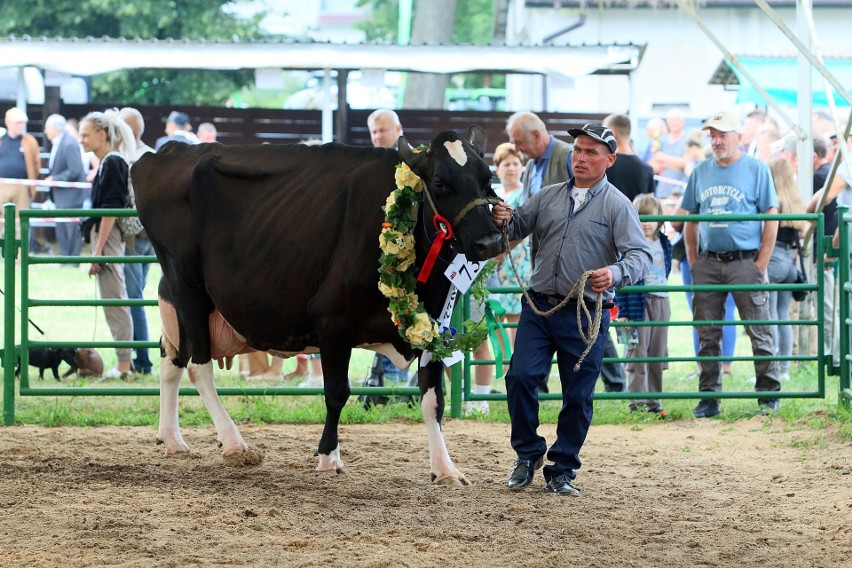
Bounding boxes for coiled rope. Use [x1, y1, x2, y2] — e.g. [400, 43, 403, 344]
[501, 231, 604, 371]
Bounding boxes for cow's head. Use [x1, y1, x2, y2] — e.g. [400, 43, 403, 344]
[397, 126, 505, 261]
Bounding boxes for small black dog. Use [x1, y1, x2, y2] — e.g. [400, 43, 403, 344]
[15, 347, 78, 381]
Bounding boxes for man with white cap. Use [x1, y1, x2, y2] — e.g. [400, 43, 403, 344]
[0, 107, 41, 237]
[491, 123, 650, 496]
[679, 111, 781, 418]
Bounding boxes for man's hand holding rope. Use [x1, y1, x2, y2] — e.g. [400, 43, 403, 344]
[491, 201, 512, 228]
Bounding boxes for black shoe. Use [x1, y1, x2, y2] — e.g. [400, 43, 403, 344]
[545, 474, 581, 496]
[758, 399, 780, 415]
[508, 455, 544, 489]
[693, 399, 720, 419]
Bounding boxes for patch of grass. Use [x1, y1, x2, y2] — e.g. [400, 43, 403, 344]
[2, 262, 851, 431]
[788, 435, 829, 450]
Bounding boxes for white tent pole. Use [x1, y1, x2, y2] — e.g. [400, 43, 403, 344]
[674, 0, 805, 138]
[321, 68, 333, 144]
[628, 70, 638, 138]
[796, 0, 813, 202]
[754, 0, 852, 108]
[801, 0, 852, 174]
[16, 67, 27, 111]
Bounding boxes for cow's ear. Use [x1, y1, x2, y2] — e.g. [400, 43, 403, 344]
[398, 135, 428, 176]
[467, 125, 487, 157]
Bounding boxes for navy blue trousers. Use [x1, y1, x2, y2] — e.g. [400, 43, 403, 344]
[506, 292, 609, 481]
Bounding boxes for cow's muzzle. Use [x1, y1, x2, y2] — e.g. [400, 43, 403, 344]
[469, 232, 505, 261]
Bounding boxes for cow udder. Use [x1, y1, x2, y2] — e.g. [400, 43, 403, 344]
[159, 299, 255, 360]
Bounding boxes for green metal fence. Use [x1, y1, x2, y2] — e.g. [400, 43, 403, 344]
[834, 205, 852, 405]
[459, 213, 836, 415]
[1, 206, 842, 424]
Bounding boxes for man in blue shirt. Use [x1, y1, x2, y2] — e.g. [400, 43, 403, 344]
[679, 111, 781, 418]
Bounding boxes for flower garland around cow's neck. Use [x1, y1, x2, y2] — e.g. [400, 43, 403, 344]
[378, 161, 494, 361]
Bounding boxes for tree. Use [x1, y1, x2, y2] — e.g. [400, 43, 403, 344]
[356, 0, 497, 108]
[0, 0, 269, 105]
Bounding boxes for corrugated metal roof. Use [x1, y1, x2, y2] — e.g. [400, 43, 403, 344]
[709, 55, 852, 106]
[0, 35, 644, 79]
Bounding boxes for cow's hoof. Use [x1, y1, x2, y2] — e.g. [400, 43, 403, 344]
[155, 436, 190, 455]
[223, 447, 264, 466]
[431, 472, 471, 486]
[221, 440, 250, 457]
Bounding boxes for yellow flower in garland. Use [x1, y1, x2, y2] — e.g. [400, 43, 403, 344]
[394, 163, 425, 193]
[405, 311, 440, 346]
[378, 282, 406, 298]
[379, 228, 406, 255]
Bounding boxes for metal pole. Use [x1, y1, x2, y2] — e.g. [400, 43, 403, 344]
[3, 204, 17, 425]
[16, 67, 26, 112]
[837, 206, 850, 403]
[796, 0, 813, 205]
[321, 68, 333, 143]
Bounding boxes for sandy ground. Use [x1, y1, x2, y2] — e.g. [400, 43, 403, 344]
[0, 418, 850, 568]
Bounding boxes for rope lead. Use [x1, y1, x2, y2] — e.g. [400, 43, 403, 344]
[500, 231, 604, 371]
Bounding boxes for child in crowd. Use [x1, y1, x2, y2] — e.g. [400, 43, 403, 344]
[614, 194, 672, 417]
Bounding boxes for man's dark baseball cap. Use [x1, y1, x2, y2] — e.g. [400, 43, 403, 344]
[167, 111, 190, 127]
[568, 123, 617, 154]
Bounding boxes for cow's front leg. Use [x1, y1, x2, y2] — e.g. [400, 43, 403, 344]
[188, 361, 249, 456]
[315, 344, 352, 474]
[420, 362, 470, 486]
[155, 338, 190, 454]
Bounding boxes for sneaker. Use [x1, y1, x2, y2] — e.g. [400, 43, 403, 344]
[463, 400, 489, 416]
[102, 368, 124, 380]
[693, 399, 720, 419]
[297, 374, 324, 388]
[758, 399, 780, 415]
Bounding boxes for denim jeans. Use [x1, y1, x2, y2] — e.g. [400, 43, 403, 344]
[124, 235, 153, 372]
[505, 291, 608, 481]
[767, 244, 798, 374]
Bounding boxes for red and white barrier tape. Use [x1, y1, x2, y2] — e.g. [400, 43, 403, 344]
[653, 174, 688, 189]
[0, 177, 91, 189]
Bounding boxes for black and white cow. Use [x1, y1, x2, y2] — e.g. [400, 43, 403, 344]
[131, 127, 504, 484]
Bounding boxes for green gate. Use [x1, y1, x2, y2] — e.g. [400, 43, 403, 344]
[3, 206, 845, 424]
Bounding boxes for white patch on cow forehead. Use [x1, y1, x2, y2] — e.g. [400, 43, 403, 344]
[444, 140, 468, 166]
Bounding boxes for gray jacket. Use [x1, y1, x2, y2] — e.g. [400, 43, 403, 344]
[506, 175, 651, 302]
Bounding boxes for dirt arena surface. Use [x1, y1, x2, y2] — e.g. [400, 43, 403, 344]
[1, 419, 850, 568]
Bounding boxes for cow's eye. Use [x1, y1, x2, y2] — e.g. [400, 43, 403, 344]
[432, 179, 446, 192]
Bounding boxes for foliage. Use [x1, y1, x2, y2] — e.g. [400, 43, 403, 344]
[0, 0, 269, 105]
[355, 0, 494, 44]
[355, 0, 498, 94]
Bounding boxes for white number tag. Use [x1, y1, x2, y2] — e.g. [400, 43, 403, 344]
[444, 254, 483, 293]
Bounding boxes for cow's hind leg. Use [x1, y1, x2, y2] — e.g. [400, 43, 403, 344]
[156, 336, 190, 454]
[420, 362, 470, 486]
[315, 345, 352, 474]
[187, 361, 250, 456]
